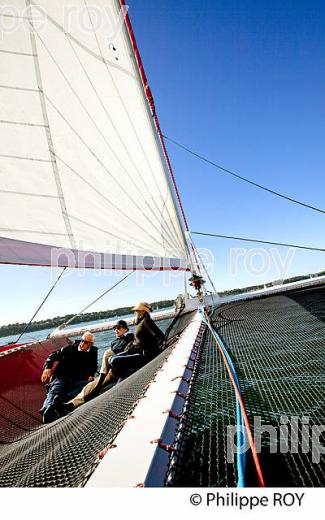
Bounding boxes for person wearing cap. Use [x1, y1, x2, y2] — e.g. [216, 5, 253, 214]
[40, 331, 98, 423]
[99, 320, 134, 374]
[53, 320, 133, 417]
[107, 301, 165, 380]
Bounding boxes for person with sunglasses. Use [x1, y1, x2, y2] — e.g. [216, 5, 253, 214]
[40, 331, 98, 423]
[53, 320, 133, 417]
[98, 319, 134, 374]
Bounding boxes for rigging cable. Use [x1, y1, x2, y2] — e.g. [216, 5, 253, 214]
[14, 267, 67, 344]
[189, 247, 248, 486]
[199, 277, 246, 486]
[200, 309, 246, 487]
[56, 271, 134, 330]
[192, 232, 325, 252]
[201, 308, 265, 487]
[163, 135, 325, 216]
[194, 242, 218, 294]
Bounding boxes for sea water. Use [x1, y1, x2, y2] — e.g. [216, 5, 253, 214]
[0, 314, 173, 364]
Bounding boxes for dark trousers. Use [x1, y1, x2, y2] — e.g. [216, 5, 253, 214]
[110, 353, 144, 378]
[42, 377, 89, 421]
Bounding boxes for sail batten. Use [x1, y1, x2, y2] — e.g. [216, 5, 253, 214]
[0, 0, 190, 270]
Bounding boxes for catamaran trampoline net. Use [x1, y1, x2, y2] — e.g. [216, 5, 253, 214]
[0, 310, 195, 487]
[1, 284, 324, 488]
[165, 284, 325, 487]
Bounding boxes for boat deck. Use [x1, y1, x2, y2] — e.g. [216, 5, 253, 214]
[0, 312, 195, 487]
[166, 283, 325, 486]
[0, 284, 324, 487]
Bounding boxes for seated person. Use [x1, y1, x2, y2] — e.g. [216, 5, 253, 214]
[54, 304, 164, 417]
[40, 331, 98, 423]
[107, 301, 165, 380]
[54, 320, 133, 416]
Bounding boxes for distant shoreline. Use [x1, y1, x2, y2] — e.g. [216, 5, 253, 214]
[0, 299, 175, 339]
[1, 271, 324, 338]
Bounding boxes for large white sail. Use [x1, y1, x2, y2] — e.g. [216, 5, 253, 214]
[0, 0, 189, 270]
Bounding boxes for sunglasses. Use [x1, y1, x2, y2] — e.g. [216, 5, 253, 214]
[114, 326, 123, 330]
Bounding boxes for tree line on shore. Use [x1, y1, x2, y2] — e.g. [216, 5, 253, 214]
[219, 271, 325, 296]
[2, 271, 323, 339]
[0, 299, 174, 338]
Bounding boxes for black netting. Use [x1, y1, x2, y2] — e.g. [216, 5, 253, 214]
[2, 284, 324, 488]
[0, 311, 195, 487]
[165, 326, 237, 487]
[165, 308, 197, 342]
[165, 284, 325, 487]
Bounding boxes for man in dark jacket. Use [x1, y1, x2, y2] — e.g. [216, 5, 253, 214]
[40, 331, 98, 423]
[53, 320, 133, 416]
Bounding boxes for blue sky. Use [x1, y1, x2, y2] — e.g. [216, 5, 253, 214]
[1, 0, 324, 326]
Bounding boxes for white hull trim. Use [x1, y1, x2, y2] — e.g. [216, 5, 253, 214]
[86, 311, 204, 487]
[50, 308, 178, 339]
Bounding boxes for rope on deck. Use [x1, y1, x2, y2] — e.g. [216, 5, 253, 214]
[201, 308, 265, 487]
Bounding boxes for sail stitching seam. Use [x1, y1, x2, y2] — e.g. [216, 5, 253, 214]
[67, 213, 166, 253]
[84, 0, 182, 251]
[65, 36, 179, 251]
[0, 13, 30, 20]
[29, 1, 134, 78]
[0, 50, 36, 57]
[0, 153, 53, 163]
[42, 92, 178, 252]
[34, 30, 178, 251]
[54, 153, 173, 254]
[25, 0, 77, 250]
[0, 190, 59, 199]
[0, 85, 39, 93]
[0, 120, 49, 128]
[0, 228, 68, 236]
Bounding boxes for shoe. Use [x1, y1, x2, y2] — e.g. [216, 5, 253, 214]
[53, 395, 75, 417]
[42, 405, 58, 424]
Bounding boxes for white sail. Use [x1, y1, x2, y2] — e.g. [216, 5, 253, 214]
[0, 0, 189, 270]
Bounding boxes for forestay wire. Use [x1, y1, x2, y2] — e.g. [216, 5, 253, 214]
[57, 271, 135, 330]
[15, 267, 67, 344]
